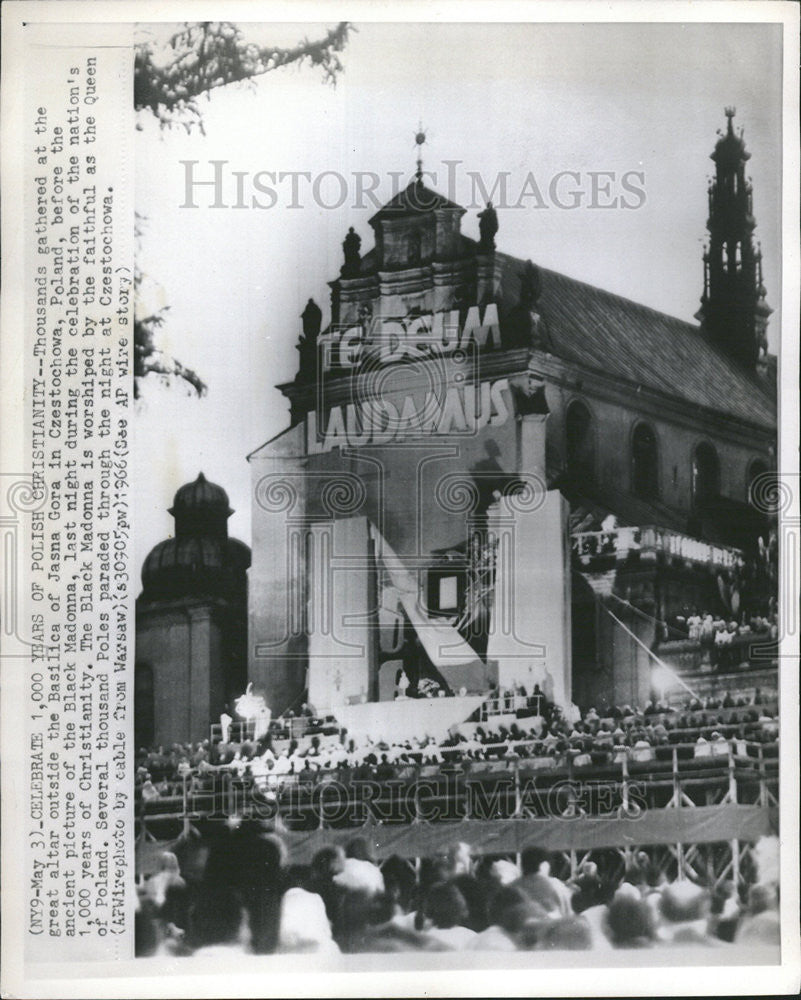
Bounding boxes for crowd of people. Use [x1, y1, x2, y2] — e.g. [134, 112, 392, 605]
[661, 607, 778, 668]
[135, 689, 778, 808]
[136, 831, 780, 957]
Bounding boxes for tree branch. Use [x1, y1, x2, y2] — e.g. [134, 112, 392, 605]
[135, 21, 353, 131]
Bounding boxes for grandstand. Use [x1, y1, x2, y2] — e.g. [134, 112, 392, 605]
[136, 685, 778, 890]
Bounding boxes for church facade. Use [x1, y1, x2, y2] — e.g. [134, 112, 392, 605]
[244, 109, 777, 720]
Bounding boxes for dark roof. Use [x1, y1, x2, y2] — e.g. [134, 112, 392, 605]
[368, 179, 465, 225]
[357, 246, 377, 274]
[496, 253, 776, 431]
[140, 472, 250, 602]
[555, 475, 687, 532]
[170, 471, 233, 518]
[140, 536, 250, 603]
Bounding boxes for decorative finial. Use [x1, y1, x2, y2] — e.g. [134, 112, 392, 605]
[725, 106, 736, 132]
[414, 121, 427, 181]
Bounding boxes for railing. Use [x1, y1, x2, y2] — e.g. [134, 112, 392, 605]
[640, 526, 744, 570]
[571, 526, 641, 562]
[210, 721, 255, 744]
[211, 715, 340, 745]
[654, 700, 778, 723]
[136, 734, 778, 832]
[571, 525, 744, 570]
[480, 693, 545, 719]
[657, 635, 778, 677]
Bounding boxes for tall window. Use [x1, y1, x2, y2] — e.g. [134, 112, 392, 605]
[692, 442, 720, 506]
[747, 459, 769, 503]
[631, 423, 659, 499]
[134, 662, 155, 749]
[406, 232, 421, 266]
[565, 400, 594, 481]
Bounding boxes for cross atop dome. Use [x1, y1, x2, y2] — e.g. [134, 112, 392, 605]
[414, 122, 427, 181]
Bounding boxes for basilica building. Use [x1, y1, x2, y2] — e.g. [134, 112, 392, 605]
[245, 108, 776, 729]
[137, 111, 777, 745]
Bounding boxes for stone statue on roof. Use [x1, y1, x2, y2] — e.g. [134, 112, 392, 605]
[477, 201, 499, 252]
[296, 298, 322, 383]
[341, 226, 362, 276]
[301, 297, 322, 340]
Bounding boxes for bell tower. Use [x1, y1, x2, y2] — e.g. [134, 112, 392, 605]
[696, 108, 771, 368]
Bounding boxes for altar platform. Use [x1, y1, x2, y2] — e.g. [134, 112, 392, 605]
[333, 694, 485, 745]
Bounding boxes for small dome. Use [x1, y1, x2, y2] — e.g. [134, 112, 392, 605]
[170, 472, 233, 518]
[140, 535, 250, 602]
[713, 129, 748, 164]
[139, 473, 250, 603]
[712, 110, 750, 167]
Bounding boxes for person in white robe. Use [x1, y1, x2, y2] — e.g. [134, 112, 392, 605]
[219, 709, 233, 745]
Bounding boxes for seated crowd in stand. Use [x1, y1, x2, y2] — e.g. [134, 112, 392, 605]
[135, 688, 778, 806]
[136, 833, 780, 957]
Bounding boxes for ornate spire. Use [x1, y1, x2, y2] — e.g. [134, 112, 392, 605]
[696, 108, 771, 367]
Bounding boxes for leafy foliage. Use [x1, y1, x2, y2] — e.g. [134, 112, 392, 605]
[135, 21, 352, 133]
[133, 22, 352, 397]
[134, 215, 207, 399]
[133, 296, 207, 400]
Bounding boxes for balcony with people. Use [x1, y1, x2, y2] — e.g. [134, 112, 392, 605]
[571, 524, 745, 574]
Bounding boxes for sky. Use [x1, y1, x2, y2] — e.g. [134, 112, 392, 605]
[134, 19, 783, 580]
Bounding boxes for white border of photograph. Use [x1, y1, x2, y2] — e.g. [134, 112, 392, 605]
[1, 1, 798, 996]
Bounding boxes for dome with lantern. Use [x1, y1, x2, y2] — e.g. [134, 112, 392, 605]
[140, 472, 250, 603]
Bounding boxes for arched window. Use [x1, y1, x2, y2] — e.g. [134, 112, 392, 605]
[692, 442, 720, 507]
[747, 459, 769, 504]
[565, 400, 594, 481]
[631, 423, 659, 499]
[134, 662, 155, 749]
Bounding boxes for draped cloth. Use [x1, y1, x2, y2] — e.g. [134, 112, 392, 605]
[266, 805, 777, 866]
[369, 522, 482, 669]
